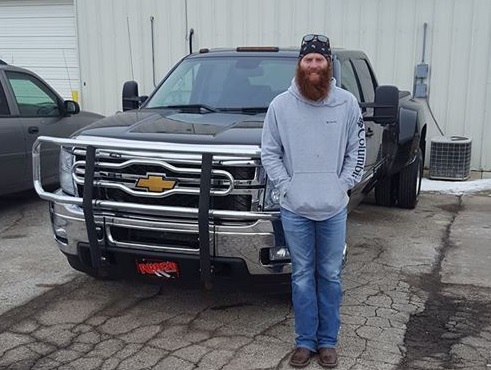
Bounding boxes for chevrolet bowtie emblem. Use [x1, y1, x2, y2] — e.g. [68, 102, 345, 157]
[135, 175, 176, 193]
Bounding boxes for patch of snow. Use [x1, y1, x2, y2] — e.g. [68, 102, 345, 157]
[421, 178, 491, 195]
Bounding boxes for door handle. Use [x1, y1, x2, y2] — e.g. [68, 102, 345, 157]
[365, 128, 374, 137]
[28, 126, 39, 134]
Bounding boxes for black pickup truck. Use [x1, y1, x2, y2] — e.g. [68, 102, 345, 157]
[33, 47, 427, 287]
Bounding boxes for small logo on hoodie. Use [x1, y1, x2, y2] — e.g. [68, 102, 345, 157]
[325, 120, 337, 125]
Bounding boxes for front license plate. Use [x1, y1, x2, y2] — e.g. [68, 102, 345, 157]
[136, 259, 179, 279]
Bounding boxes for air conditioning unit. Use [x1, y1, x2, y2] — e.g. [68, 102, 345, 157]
[429, 136, 472, 180]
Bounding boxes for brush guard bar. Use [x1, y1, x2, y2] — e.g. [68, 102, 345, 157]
[33, 136, 274, 289]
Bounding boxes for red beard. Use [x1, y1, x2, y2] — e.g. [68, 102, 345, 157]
[295, 63, 332, 101]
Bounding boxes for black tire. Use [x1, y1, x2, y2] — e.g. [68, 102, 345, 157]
[374, 174, 398, 207]
[397, 148, 423, 209]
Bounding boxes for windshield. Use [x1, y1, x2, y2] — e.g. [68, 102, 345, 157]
[145, 56, 297, 110]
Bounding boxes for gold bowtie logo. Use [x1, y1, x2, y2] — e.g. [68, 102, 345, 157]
[135, 175, 176, 193]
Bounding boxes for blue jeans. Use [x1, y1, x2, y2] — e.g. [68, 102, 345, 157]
[280, 207, 347, 351]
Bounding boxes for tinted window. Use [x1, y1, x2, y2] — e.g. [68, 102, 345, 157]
[352, 59, 376, 103]
[5, 71, 60, 117]
[340, 60, 361, 101]
[0, 83, 9, 115]
[146, 56, 297, 109]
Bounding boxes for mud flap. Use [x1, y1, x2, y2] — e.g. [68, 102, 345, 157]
[83, 146, 107, 269]
[198, 153, 213, 289]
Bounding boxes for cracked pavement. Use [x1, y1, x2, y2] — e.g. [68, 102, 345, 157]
[1, 191, 491, 369]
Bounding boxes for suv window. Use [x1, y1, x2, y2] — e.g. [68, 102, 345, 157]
[146, 56, 296, 109]
[5, 71, 60, 117]
[340, 60, 361, 102]
[0, 83, 9, 115]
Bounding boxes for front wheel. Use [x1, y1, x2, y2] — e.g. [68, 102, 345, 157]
[397, 148, 423, 209]
[374, 174, 398, 207]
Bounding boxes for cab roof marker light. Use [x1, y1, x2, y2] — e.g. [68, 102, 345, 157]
[236, 47, 280, 52]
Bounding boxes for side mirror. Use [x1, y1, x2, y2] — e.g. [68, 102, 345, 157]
[360, 85, 399, 125]
[63, 100, 80, 115]
[373, 85, 399, 125]
[122, 80, 142, 111]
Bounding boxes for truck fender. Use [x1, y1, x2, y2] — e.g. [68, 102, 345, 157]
[399, 108, 418, 144]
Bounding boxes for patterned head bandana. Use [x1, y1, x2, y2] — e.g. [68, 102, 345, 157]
[299, 34, 331, 60]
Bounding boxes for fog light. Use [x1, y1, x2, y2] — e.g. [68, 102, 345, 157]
[269, 246, 290, 262]
[53, 226, 69, 245]
[52, 214, 67, 236]
[54, 227, 67, 239]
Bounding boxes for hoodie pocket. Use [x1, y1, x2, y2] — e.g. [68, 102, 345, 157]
[282, 171, 348, 214]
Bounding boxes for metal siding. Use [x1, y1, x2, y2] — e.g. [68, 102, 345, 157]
[426, 0, 491, 171]
[76, 0, 491, 170]
[75, 0, 187, 116]
[0, 0, 79, 100]
[462, 0, 491, 172]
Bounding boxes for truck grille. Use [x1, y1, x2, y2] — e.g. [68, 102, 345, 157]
[110, 226, 200, 250]
[101, 190, 252, 211]
[73, 150, 261, 212]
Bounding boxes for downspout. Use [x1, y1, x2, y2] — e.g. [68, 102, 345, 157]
[74, 0, 83, 107]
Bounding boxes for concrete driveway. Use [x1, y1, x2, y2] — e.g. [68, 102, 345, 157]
[0, 190, 490, 369]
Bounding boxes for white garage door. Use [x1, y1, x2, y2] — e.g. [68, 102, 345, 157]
[0, 0, 78, 101]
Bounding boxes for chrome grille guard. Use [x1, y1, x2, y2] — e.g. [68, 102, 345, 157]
[32, 135, 274, 220]
[33, 135, 277, 288]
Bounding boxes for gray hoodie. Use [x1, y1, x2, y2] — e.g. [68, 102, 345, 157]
[261, 78, 366, 221]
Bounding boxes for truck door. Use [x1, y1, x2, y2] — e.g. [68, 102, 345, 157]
[340, 59, 381, 177]
[350, 58, 384, 170]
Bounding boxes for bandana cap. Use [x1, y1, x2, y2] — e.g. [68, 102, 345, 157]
[299, 34, 331, 60]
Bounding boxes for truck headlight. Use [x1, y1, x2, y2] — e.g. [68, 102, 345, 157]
[263, 177, 280, 211]
[59, 147, 76, 195]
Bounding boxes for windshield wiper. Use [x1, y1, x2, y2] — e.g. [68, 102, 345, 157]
[159, 104, 218, 113]
[149, 105, 268, 114]
[218, 107, 268, 114]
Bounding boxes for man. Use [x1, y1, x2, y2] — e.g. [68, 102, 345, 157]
[261, 34, 366, 368]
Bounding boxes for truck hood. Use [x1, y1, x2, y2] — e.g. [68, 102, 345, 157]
[74, 108, 265, 145]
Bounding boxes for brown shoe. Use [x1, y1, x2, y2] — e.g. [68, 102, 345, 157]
[318, 347, 338, 368]
[289, 347, 312, 368]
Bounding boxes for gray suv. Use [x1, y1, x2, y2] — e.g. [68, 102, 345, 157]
[0, 60, 103, 196]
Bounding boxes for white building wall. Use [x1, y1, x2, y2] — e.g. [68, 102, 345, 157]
[75, 0, 187, 117]
[75, 0, 491, 171]
[0, 0, 79, 100]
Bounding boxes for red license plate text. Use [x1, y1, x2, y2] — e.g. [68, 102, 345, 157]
[136, 259, 179, 278]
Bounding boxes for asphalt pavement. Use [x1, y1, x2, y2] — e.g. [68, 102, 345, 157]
[0, 189, 490, 369]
